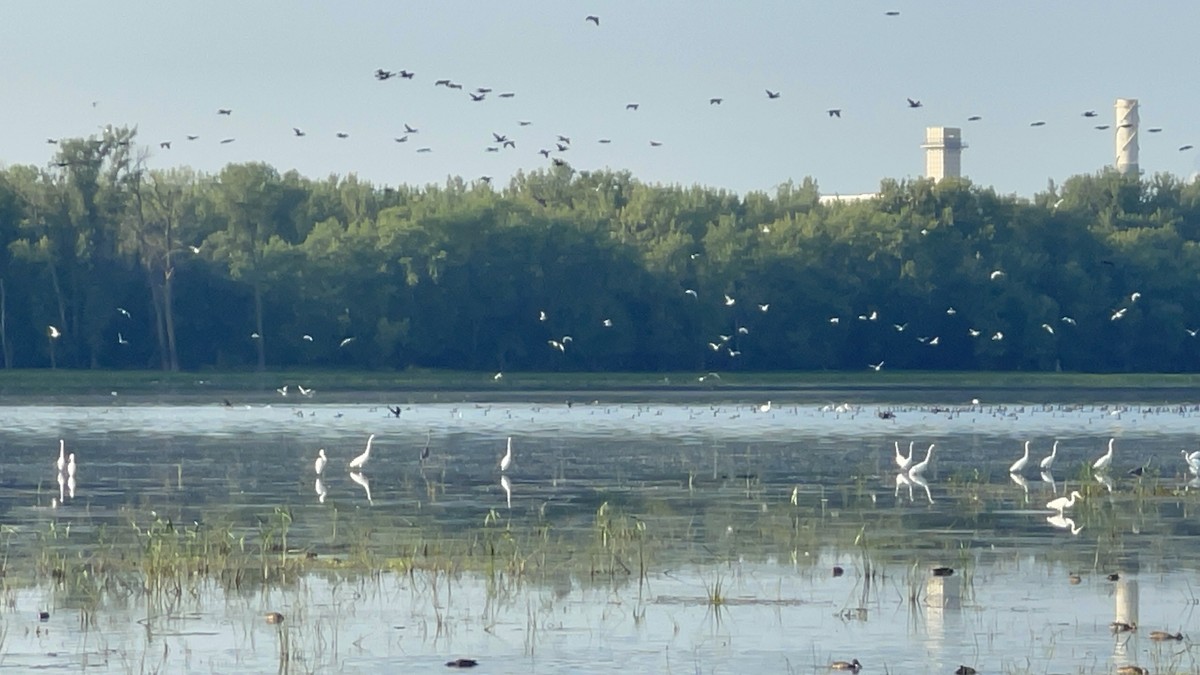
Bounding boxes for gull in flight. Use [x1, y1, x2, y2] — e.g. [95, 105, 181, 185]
[724, 294, 735, 306]
[339, 337, 356, 347]
[868, 361, 884, 371]
[758, 303, 769, 312]
[48, 325, 61, 339]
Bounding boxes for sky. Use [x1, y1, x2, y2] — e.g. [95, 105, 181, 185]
[1, 1, 1198, 198]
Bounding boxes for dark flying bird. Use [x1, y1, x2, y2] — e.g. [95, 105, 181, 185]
[493, 133, 508, 143]
[885, 10, 900, 16]
[399, 70, 415, 79]
[967, 115, 982, 121]
[434, 79, 450, 87]
[502, 140, 515, 149]
[1181, 145, 1195, 152]
[476, 87, 492, 93]
[217, 109, 232, 115]
[186, 135, 200, 141]
[394, 135, 408, 143]
[827, 109, 841, 118]
[766, 89, 781, 99]
[405, 124, 418, 134]
[1082, 110, 1098, 117]
[907, 98, 922, 108]
[557, 135, 571, 143]
[1030, 121, 1046, 127]
[649, 140, 662, 146]
[710, 97, 723, 105]
[539, 148, 551, 157]
[498, 92, 515, 98]
[626, 103, 639, 110]
[219, 138, 235, 144]
[1094, 124, 1110, 130]
[518, 120, 532, 126]
[586, 15, 600, 25]
[159, 141, 171, 149]
[336, 132, 349, 138]
[469, 92, 486, 101]
[293, 127, 305, 137]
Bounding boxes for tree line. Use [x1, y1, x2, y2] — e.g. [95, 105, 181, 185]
[2, 126, 1199, 373]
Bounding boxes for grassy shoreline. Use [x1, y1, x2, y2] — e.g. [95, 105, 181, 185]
[0, 367, 1199, 397]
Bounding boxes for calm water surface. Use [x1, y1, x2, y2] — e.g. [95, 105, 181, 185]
[2, 392, 1200, 673]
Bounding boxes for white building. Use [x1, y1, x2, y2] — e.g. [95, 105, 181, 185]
[922, 127, 965, 180]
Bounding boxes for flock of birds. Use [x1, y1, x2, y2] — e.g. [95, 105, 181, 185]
[44, 9, 1193, 200]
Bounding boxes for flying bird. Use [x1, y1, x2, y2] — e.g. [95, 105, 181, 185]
[117, 307, 131, 318]
[626, 103, 639, 110]
[1180, 145, 1195, 152]
[709, 98, 723, 105]
[827, 109, 841, 118]
[649, 140, 663, 147]
[217, 109, 232, 115]
[966, 115, 982, 121]
[1082, 110, 1098, 117]
[293, 128, 305, 137]
[220, 138, 235, 144]
[585, 15, 600, 25]
[339, 337, 356, 347]
[1094, 125, 1111, 130]
[336, 132, 349, 139]
[48, 325, 61, 339]
[186, 135, 200, 141]
[885, 10, 900, 16]
[1030, 121, 1046, 127]
[159, 141, 171, 149]
[868, 361, 884, 371]
[906, 98, 922, 108]
[766, 89, 781, 99]
[404, 124, 418, 134]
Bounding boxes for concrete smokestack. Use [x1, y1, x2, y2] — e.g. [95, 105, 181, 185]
[1115, 98, 1139, 176]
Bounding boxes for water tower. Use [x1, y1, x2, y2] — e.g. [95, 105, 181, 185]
[1115, 98, 1139, 176]
[922, 127, 965, 180]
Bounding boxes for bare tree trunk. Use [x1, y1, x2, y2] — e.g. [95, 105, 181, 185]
[163, 269, 179, 371]
[254, 279, 265, 371]
[0, 278, 9, 369]
[149, 274, 169, 370]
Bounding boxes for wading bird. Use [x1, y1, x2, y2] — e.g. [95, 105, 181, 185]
[1040, 440, 1058, 471]
[314, 449, 327, 475]
[348, 434, 375, 470]
[908, 444, 935, 478]
[56, 440, 66, 473]
[895, 441, 914, 471]
[1047, 490, 1082, 513]
[1009, 441, 1031, 474]
[1093, 438, 1115, 471]
[500, 437, 513, 472]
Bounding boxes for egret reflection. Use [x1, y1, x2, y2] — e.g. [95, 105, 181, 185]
[349, 471, 372, 504]
[909, 472, 934, 504]
[1009, 472, 1030, 501]
[315, 478, 327, 504]
[1040, 471, 1057, 494]
[894, 472, 913, 500]
[1047, 513, 1082, 535]
[501, 474, 512, 509]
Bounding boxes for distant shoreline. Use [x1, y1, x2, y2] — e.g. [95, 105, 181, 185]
[1, 369, 1198, 402]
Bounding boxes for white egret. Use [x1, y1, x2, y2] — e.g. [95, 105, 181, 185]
[315, 478, 327, 504]
[1046, 490, 1082, 513]
[501, 475, 512, 509]
[908, 444, 935, 478]
[348, 434, 376, 470]
[1093, 438, 1115, 472]
[894, 441, 914, 471]
[1039, 441, 1058, 471]
[67, 453, 76, 479]
[349, 471, 372, 504]
[1181, 450, 1200, 475]
[314, 449, 327, 475]
[1009, 441, 1031, 474]
[500, 437, 513, 472]
[56, 439, 66, 473]
[758, 401, 772, 413]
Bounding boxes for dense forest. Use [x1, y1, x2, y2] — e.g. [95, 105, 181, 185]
[1, 127, 1199, 373]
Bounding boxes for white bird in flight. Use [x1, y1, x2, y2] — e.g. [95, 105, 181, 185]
[758, 303, 769, 312]
[868, 361, 884, 371]
[339, 337, 356, 348]
[48, 325, 61, 339]
[348, 434, 376, 470]
[724, 294, 736, 306]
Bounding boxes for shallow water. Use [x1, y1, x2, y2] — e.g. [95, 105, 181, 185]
[2, 393, 1200, 673]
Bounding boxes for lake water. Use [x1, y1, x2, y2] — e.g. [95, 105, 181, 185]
[2, 392, 1200, 673]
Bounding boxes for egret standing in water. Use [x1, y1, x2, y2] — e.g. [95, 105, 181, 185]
[66, 453, 76, 479]
[1047, 490, 1082, 513]
[348, 434, 376, 470]
[908, 444, 935, 479]
[1093, 438, 1115, 472]
[1009, 441, 1031, 475]
[894, 441, 914, 471]
[314, 449, 327, 475]
[56, 440, 66, 474]
[500, 437, 513, 472]
[1040, 441, 1058, 471]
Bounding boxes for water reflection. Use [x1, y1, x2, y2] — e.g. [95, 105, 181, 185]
[315, 477, 327, 504]
[500, 474, 512, 509]
[1009, 471, 1030, 502]
[910, 472, 934, 504]
[1040, 470, 1057, 493]
[1096, 472, 1115, 492]
[349, 470, 372, 504]
[1046, 513, 1082, 535]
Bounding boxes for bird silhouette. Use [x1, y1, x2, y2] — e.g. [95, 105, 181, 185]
[649, 140, 663, 147]
[626, 103, 639, 110]
[709, 98, 723, 105]
[159, 141, 171, 149]
[1181, 145, 1195, 151]
[1030, 121, 1046, 127]
[1082, 110, 1098, 117]
[394, 136, 408, 143]
[585, 15, 600, 25]
[906, 98, 922, 108]
[885, 10, 900, 16]
[293, 128, 305, 137]
[469, 92, 486, 102]
[827, 109, 841, 118]
[399, 70, 414, 79]
[220, 138, 235, 144]
[434, 79, 450, 86]
[967, 115, 982, 121]
[336, 132, 349, 139]
[766, 89, 781, 99]
[404, 124, 418, 134]
[217, 109, 232, 115]
[186, 135, 199, 140]
[498, 92, 515, 98]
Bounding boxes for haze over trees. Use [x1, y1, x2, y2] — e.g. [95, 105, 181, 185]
[2, 129, 1199, 373]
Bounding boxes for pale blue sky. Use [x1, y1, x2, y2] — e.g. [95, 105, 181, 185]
[1, 1, 1196, 197]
